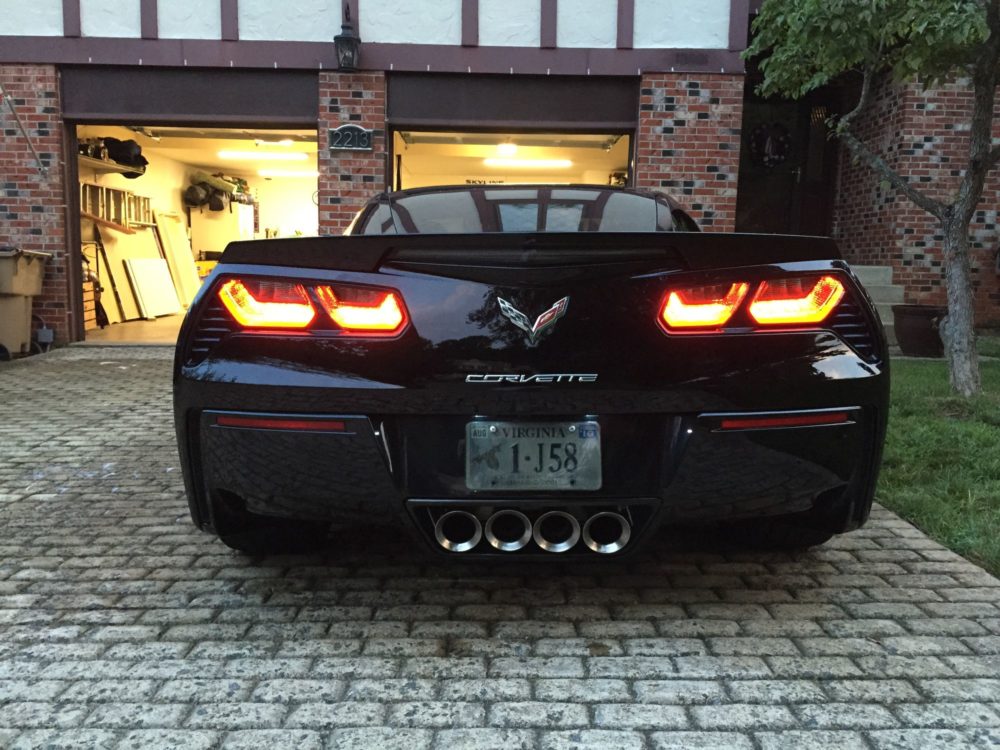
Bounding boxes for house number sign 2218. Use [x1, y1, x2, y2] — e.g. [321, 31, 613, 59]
[329, 124, 374, 151]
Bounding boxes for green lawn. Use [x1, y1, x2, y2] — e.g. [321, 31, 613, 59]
[877, 357, 1000, 575]
[979, 332, 1000, 359]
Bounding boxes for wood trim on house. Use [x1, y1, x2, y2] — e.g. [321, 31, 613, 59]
[140, 0, 158, 40]
[540, 0, 557, 49]
[616, 0, 634, 49]
[0, 37, 745, 74]
[729, 0, 750, 51]
[345, 0, 360, 36]
[221, 0, 239, 41]
[62, 0, 81, 38]
[462, 0, 479, 47]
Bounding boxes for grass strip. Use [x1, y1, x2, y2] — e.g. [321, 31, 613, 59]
[877, 357, 1000, 575]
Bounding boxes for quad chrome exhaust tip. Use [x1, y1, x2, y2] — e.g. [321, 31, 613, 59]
[485, 509, 533, 552]
[434, 510, 482, 553]
[582, 511, 631, 554]
[429, 506, 632, 555]
[532, 510, 581, 553]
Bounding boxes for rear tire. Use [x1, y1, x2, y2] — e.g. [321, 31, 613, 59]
[720, 516, 835, 550]
[212, 492, 328, 555]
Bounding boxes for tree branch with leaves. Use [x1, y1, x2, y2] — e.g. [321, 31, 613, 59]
[747, 0, 1000, 396]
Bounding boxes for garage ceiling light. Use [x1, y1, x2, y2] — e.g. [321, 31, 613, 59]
[484, 158, 573, 169]
[259, 169, 320, 178]
[254, 138, 295, 147]
[218, 150, 308, 161]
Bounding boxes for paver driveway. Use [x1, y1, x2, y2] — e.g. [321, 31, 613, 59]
[0, 346, 998, 750]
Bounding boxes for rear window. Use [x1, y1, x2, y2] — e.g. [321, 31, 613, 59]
[355, 187, 692, 234]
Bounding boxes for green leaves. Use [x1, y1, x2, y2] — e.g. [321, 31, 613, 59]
[746, 0, 989, 98]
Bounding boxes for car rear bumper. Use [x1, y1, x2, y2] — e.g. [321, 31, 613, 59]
[177, 399, 885, 557]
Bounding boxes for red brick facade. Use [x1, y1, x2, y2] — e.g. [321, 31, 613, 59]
[635, 73, 745, 231]
[0, 65, 69, 340]
[832, 76, 1000, 326]
[317, 71, 387, 235]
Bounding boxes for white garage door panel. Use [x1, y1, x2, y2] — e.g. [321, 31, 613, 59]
[480, 0, 540, 47]
[81, 0, 141, 38]
[360, 0, 462, 45]
[0, 0, 63, 36]
[557, 0, 617, 48]
[634, 0, 730, 49]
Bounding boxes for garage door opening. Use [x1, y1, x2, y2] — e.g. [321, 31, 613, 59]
[76, 125, 318, 344]
[392, 131, 632, 190]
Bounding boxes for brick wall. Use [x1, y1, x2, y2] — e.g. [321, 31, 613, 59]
[317, 71, 387, 235]
[0, 65, 69, 341]
[635, 73, 745, 231]
[832, 76, 1000, 327]
[830, 75, 909, 269]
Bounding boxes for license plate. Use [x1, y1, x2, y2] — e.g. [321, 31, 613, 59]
[465, 420, 601, 491]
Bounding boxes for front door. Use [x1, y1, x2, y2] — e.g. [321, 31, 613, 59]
[736, 94, 840, 236]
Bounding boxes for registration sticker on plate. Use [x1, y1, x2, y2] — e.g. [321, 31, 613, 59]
[465, 420, 601, 491]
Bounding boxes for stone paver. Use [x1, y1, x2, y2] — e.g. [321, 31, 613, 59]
[0, 347, 999, 748]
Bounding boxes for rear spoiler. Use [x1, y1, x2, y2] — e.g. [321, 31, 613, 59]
[219, 232, 841, 273]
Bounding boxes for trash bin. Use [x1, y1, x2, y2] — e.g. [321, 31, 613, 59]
[0, 247, 52, 357]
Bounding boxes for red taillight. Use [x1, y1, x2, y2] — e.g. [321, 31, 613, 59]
[660, 282, 749, 330]
[749, 275, 845, 325]
[218, 279, 316, 329]
[217, 278, 408, 335]
[315, 286, 406, 333]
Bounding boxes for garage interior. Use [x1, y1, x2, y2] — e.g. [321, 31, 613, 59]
[78, 125, 632, 343]
[77, 125, 319, 343]
[392, 131, 632, 190]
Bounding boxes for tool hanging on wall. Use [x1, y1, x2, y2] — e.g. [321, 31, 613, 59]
[0, 82, 49, 176]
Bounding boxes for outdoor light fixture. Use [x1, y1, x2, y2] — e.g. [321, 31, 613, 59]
[484, 158, 573, 169]
[254, 138, 295, 147]
[496, 142, 518, 157]
[218, 151, 308, 161]
[335, 4, 361, 72]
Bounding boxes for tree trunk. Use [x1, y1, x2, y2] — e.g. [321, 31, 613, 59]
[938, 215, 980, 397]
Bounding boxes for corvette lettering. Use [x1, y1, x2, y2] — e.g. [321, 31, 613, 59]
[465, 373, 598, 384]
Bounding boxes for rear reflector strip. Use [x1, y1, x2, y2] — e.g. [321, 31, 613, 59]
[719, 411, 852, 431]
[215, 415, 347, 432]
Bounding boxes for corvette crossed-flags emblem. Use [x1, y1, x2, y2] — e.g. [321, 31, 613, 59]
[497, 296, 570, 345]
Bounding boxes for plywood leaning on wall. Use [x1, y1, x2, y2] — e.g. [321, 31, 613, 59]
[125, 259, 182, 319]
[97, 226, 161, 321]
[154, 211, 201, 307]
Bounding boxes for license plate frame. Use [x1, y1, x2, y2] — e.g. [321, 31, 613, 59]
[465, 419, 602, 491]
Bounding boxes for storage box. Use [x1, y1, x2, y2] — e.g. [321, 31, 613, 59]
[0, 295, 32, 355]
[0, 248, 51, 296]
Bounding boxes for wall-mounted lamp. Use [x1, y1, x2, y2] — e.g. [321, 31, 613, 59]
[335, 4, 362, 72]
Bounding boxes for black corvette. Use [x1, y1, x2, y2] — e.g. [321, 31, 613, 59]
[173, 185, 888, 557]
